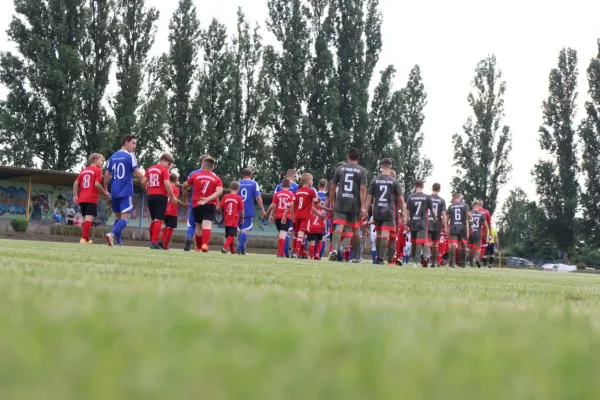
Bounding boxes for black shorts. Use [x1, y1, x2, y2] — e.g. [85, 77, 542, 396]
[486, 244, 495, 255]
[429, 230, 441, 242]
[225, 226, 237, 237]
[307, 233, 323, 242]
[79, 202, 98, 217]
[148, 195, 168, 220]
[192, 204, 216, 223]
[275, 219, 290, 232]
[164, 215, 178, 229]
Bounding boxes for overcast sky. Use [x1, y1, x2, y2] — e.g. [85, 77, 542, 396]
[1, 0, 599, 209]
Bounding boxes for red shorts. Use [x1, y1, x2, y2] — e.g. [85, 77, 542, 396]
[294, 218, 309, 233]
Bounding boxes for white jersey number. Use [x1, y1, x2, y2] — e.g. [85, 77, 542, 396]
[82, 174, 91, 189]
[379, 185, 388, 201]
[149, 173, 160, 187]
[344, 174, 354, 192]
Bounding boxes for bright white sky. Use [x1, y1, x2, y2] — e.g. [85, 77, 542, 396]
[1, 0, 599, 210]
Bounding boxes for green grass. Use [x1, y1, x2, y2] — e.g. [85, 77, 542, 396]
[1, 239, 600, 399]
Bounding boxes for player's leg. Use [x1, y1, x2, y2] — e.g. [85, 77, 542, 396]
[237, 216, 252, 254]
[80, 203, 95, 244]
[422, 232, 431, 267]
[473, 245, 482, 268]
[386, 233, 396, 265]
[315, 236, 323, 260]
[458, 239, 467, 267]
[308, 236, 316, 260]
[329, 212, 347, 260]
[448, 236, 458, 267]
[184, 208, 195, 251]
[200, 205, 215, 252]
[293, 230, 305, 258]
[161, 216, 176, 250]
[413, 231, 425, 267]
[430, 231, 439, 268]
[107, 197, 131, 246]
[350, 216, 362, 263]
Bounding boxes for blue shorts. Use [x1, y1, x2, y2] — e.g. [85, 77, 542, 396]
[187, 208, 195, 227]
[111, 196, 133, 213]
[238, 216, 253, 231]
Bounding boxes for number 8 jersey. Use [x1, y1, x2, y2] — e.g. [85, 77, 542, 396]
[76, 165, 103, 204]
[106, 150, 139, 198]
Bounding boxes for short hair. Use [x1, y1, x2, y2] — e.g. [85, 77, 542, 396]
[242, 168, 252, 178]
[348, 148, 360, 161]
[281, 178, 291, 188]
[389, 170, 397, 178]
[318, 179, 327, 189]
[380, 158, 392, 167]
[169, 173, 179, 183]
[122, 134, 137, 146]
[230, 181, 240, 190]
[301, 172, 312, 185]
[88, 153, 103, 165]
[452, 193, 461, 199]
[199, 153, 212, 164]
[472, 201, 479, 207]
[477, 199, 484, 205]
[415, 180, 424, 189]
[432, 183, 441, 192]
[286, 169, 296, 179]
[160, 152, 174, 163]
[202, 157, 215, 169]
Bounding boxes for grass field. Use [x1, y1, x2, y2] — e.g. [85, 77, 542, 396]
[1, 239, 600, 399]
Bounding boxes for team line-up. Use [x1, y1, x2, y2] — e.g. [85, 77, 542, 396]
[72, 134, 499, 268]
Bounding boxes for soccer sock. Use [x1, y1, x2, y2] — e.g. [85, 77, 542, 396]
[344, 249, 350, 261]
[315, 241, 323, 258]
[331, 231, 342, 253]
[112, 218, 128, 236]
[230, 240, 235, 254]
[371, 250, 377, 263]
[82, 221, 92, 240]
[238, 232, 247, 250]
[149, 221, 155, 241]
[284, 234, 290, 256]
[163, 227, 173, 249]
[411, 243, 416, 261]
[309, 244, 315, 259]
[489, 256, 494, 267]
[351, 236, 361, 260]
[449, 248, 456, 266]
[300, 241, 306, 257]
[292, 237, 300, 255]
[387, 240, 396, 263]
[414, 244, 423, 263]
[431, 249, 439, 267]
[224, 236, 233, 249]
[319, 241, 325, 258]
[195, 233, 202, 250]
[186, 225, 195, 241]
[152, 221, 162, 243]
[459, 248, 466, 265]
[277, 238, 285, 256]
[202, 229, 211, 247]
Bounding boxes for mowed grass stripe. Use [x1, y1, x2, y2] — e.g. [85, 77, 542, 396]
[0, 239, 600, 399]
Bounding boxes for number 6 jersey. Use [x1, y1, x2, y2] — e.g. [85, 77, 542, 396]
[331, 162, 368, 214]
[448, 201, 470, 235]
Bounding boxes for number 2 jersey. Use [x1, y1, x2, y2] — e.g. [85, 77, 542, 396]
[368, 173, 403, 221]
[406, 192, 433, 232]
[76, 166, 103, 204]
[106, 150, 139, 198]
[331, 163, 368, 214]
[145, 164, 170, 197]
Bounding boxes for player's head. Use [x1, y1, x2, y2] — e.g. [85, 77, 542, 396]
[169, 173, 179, 184]
[415, 180, 424, 190]
[122, 134, 137, 152]
[159, 152, 174, 167]
[301, 173, 313, 187]
[452, 193, 461, 202]
[281, 178, 291, 189]
[318, 179, 327, 190]
[432, 183, 441, 193]
[380, 158, 392, 171]
[347, 148, 360, 162]
[199, 153, 212, 167]
[472, 201, 480, 210]
[202, 157, 216, 171]
[285, 169, 296, 180]
[242, 168, 252, 179]
[477, 199, 484, 207]
[230, 181, 240, 193]
[88, 153, 105, 168]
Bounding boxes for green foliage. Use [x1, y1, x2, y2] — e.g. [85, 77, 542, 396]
[452, 55, 512, 215]
[10, 219, 28, 233]
[533, 48, 579, 261]
[497, 187, 530, 248]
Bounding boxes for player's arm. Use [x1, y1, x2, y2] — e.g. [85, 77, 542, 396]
[95, 181, 110, 199]
[103, 170, 111, 192]
[311, 205, 326, 220]
[328, 183, 337, 210]
[442, 210, 448, 232]
[266, 201, 276, 219]
[72, 180, 79, 204]
[133, 168, 146, 191]
[181, 181, 191, 204]
[256, 193, 266, 217]
[483, 220, 489, 235]
[202, 186, 223, 204]
[164, 179, 177, 204]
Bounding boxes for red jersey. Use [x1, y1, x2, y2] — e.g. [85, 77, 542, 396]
[397, 223, 407, 248]
[272, 190, 295, 219]
[220, 193, 244, 227]
[186, 171, 223, 206]
[481, 208, 491, 236]
[438, 231, 449, 254]
[294, 187, 319, 220]
[308, 212, 325, 234]
[76, 166, 103, 204]
[145, 164, 170, 196]
[166, 186, 180, 217]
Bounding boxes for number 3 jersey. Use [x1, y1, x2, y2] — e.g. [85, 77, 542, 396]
[76, 165, 103, 204]
[368, 174, 403, 221]
[331, 163, 368, 214]
[106, 150, 139, 198]
[145, 164, 170, 196]
[406, 192, 433, 232]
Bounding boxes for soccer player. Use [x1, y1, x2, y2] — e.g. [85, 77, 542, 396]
[447, 193, 471, 267]
[285, 173, 328, 259]
[405, 180, 434, 267]
[104, 134, 145, 246]
[328, 148, 368, 263]
[73, 153, 111, 244]
[183, 154, 212, 251]
[267, 179, 295, 257]
[159, 173, 187, 250]
[307, 208, 326, 260]
[395, 214, 407, 266]
[220, 181, 245, 255]
[182, 157, 223, 252]
[477, 199, 492, 261]
[438, 228, 449, 265]
[274, 169, 299, 257]
[141, 152, 177, 249]
[386, 170, 402, 265]
[316, 179, 329, 258]
[365, 158, 403, 265]
[427, 183, 447, 268]
[467, 201, 489, 267]
[484, 226, 499, 267]
[237, 168, 266, 255]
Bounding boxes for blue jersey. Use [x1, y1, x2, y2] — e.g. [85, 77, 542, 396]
[187, 169, 202, 182]
[275, 181, 299, 194]
[316, 190, 327, 204]
[106, 150, 138, 198]
[239, 179, 261, 217]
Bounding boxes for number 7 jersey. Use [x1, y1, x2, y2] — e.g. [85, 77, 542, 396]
[406, 192, 433, 232]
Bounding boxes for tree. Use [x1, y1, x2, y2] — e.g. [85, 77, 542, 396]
[0, 0, 87, 170]
[497, 187, 531, 248]
[451, 55, 512, 215]
[77, 0, 116, 159]
[580, 38, 600, 247]
[163, 0, 201, 175]
[533, 48, 579, 262]
[394, 65, 432, 194]
[110, 0, 159, 153]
